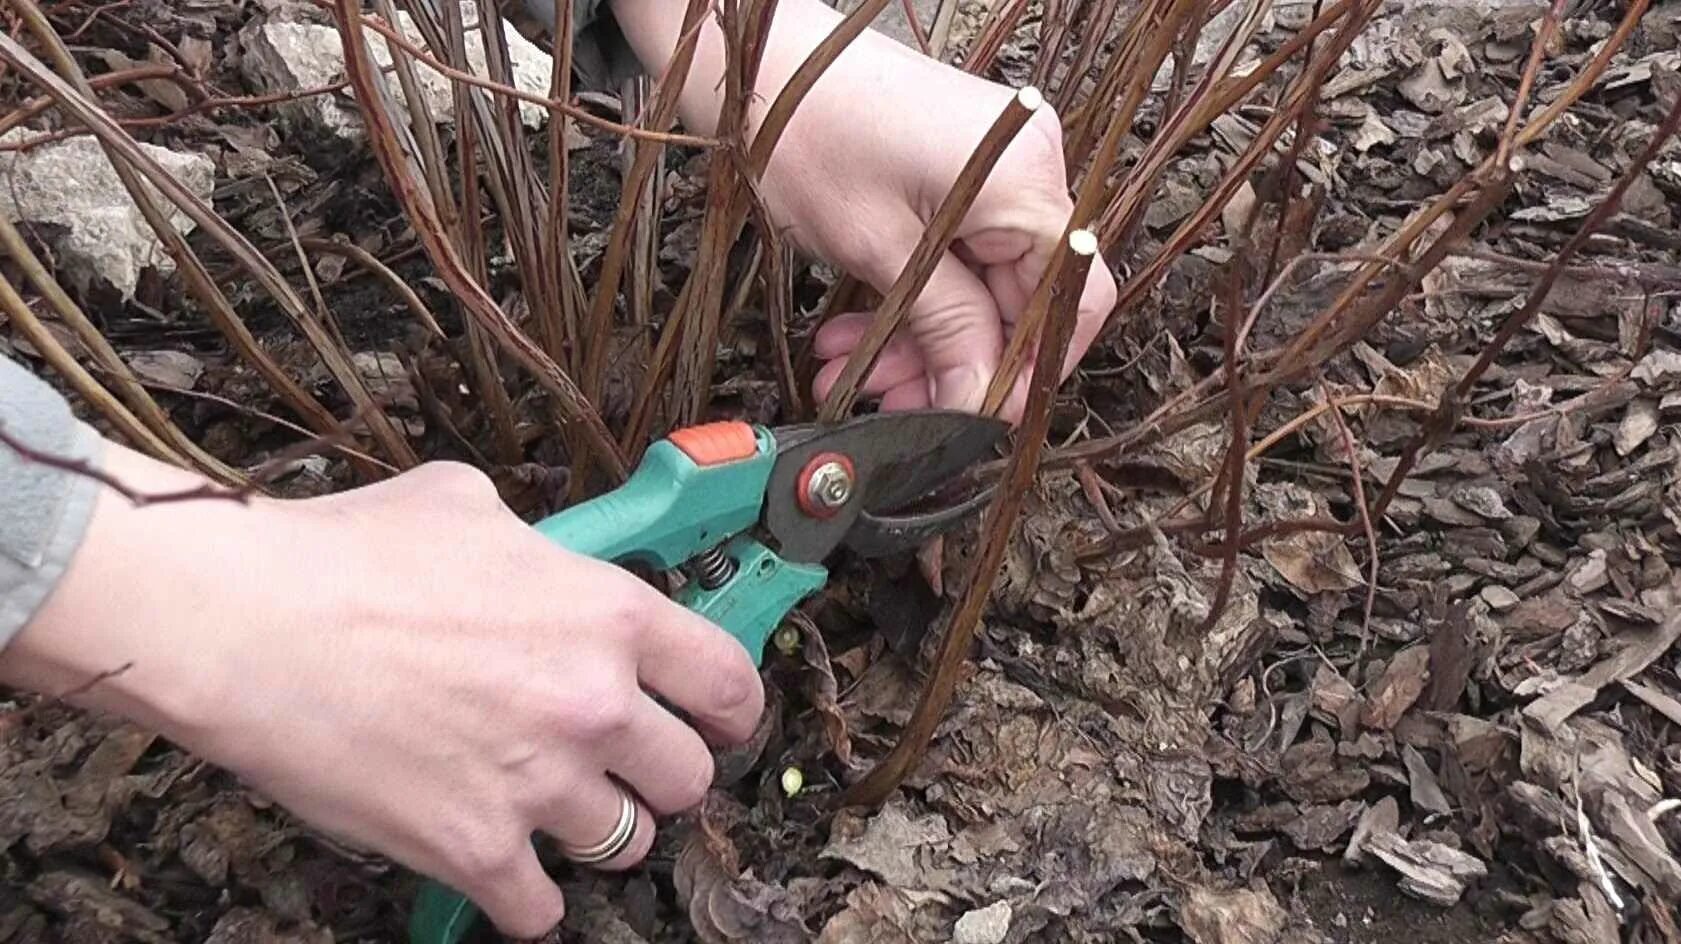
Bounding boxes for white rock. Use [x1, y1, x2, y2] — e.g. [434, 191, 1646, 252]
[0, 130, 214, 299]
[238, 1, 553, 146]
[954, 901, 1012, 944]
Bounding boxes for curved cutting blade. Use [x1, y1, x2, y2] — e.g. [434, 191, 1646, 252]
[763, 410, 1007, 563]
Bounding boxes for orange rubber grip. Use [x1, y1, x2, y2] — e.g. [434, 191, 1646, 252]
[669, 421, 758, 466]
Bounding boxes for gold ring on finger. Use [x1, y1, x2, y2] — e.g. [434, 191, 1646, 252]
[560, 783, 637, 865]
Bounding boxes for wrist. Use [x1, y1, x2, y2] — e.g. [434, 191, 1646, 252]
[607, 0, 889, 137]
[0, 442, 306, 750]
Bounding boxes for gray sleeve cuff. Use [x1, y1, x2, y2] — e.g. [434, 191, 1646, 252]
[0, 355, 104, 652]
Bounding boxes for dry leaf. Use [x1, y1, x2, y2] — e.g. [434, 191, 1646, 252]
[1614, 398, 1660, 456]
[820, 802, 954, 890]
[1364, 830, 1487, 905]
[1180, 884, 1288, 944]
[1362, 645, 1432, 730]
[125, 350, 205, 390]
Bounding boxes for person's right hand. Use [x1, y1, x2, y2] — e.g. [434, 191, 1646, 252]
[0, 446, 765, 940]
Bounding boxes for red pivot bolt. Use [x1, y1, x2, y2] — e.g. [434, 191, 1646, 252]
[797, 452, 856, 519]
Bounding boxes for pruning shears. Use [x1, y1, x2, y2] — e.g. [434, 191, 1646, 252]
[408, 409, 1007, 944]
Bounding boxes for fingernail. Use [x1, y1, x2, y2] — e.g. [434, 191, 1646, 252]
[932, 365, 987, 413]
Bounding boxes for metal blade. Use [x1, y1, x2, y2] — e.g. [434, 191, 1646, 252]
[841, 483, 999, 557]
[763, 411, 1007, 563]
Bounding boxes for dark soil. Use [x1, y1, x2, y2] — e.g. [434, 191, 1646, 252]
[1280, 859, 1517, 944]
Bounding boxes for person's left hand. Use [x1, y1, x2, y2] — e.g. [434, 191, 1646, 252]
[609, 0, 1118, 423]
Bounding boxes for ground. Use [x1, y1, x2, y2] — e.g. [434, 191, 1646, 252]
[1, 0, 1680, 942]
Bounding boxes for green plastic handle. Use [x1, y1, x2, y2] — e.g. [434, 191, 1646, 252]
[409, 425, 828, 944]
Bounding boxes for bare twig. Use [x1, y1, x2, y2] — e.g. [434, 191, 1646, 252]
[0, 661, 134, 737]
[1367, 90, 1681, 524]
[845, 229, 1099, 806]
[0, 424, 252, 506]
[302, 0, 718, 147]
[1190, 253, 1252, 643]
[296, 238, 447, 339]
[330, 0, 627, 480]
[2, 399, 372, 507]
[819, 85, 1045, 422]
[1496, 0, 1566, 167]
[1319, 381, 1379, 655]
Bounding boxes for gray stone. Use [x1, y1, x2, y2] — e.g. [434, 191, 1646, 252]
[954, 900, 1012, 944]
[0, 131, 214, 299]
[238, 0, 553, 146]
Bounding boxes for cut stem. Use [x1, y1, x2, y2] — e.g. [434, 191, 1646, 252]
[818, 85, 1045, 423]
[844, 228, 1098, 807]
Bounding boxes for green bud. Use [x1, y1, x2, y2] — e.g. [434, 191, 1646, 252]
[772, 624, 801, 656]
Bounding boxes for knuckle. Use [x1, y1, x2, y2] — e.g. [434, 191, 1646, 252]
[604, 588, 656, 635]
[413, 460, 501, 507]
[1019, 106, 1065, 161]
[457, 831, 526, 882]
[560, 684, 637, 742]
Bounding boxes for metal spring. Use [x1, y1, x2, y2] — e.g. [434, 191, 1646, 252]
[692, 546, 736, 590]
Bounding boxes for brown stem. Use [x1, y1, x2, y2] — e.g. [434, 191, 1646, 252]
[1497, 0, 1566, 166]
[1190, 254, 1251, 642]
[545, 0, 583, 376]
[818, 85, 1044, 422]
[1319, 382, 1379, 656]
[1029, 0, 1070, 92]
[1096, 0, 1355, 244]
[624, 0, 822, 446]
[898, 0, 932, 54]
[843, 229, 1098, 807]
[581, 0, 711, 407]
[1100, 0, 1377, 321]
[760, 226, 803, 417]
[952, 0, 1031, 76]
[330, 0, 627, 479]
[1051, 0, 1123, 113]
[0, 15, 395, 474]
[990, 0, 1240, 405]
[301, 0, 719, 147]
[1061, 0, 1175, 182]
[1367, 91, 1681, 524]
[296, 238, 447, 339]
[670, 0, 782, 429]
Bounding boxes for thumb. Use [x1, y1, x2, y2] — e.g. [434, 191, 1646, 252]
[862, 245, 1005, 414]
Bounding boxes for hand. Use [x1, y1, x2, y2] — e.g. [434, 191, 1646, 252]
[0, 445, 764, 939]
[609, 0, 1119, 422]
